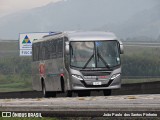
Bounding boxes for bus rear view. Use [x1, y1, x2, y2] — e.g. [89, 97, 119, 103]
[65, 31, 124, 96]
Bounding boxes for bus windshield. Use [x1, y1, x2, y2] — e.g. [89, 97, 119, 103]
[70, 41, 120, 69]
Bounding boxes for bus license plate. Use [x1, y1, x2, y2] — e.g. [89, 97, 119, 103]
[93, 82, 102, 85]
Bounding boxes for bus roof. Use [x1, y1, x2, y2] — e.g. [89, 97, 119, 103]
[33, 31, 118, 43]
[65, 31, 118, 41]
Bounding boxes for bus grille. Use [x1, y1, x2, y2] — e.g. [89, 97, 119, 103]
[81, 71, 111, 76]
[80, 80, 113, 88]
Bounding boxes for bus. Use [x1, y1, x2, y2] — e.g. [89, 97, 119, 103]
[32, 31, 124, 97]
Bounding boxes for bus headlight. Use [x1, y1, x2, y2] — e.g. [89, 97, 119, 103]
[110, 73, 120, 80]
[72, 74, 83, 80]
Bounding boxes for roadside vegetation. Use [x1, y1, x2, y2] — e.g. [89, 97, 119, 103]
[0, 57, 32, 92]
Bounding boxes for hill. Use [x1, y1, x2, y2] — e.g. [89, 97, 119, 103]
[0, 0, 159, 40]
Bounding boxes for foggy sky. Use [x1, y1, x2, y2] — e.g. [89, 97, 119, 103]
[0, 0, 62, 17]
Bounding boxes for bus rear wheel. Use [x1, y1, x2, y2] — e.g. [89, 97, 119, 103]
[42, 81, 56, 98]
[103, 89, 111, 96]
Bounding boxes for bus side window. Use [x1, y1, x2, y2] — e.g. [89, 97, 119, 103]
[45, 41, 52, 59]
[42, 46, 45, 60]
[52, 41, 56, 54]
[36, 43, 39, 61]
[40, 42, 45, 60]
[58, 39, 63, 53]
[32, 44, 35, 61]
[50, 40, 56, 59]
[57, 38, 63, 58]
[39, 42, 42, 60]
[45, 41, 50, 59]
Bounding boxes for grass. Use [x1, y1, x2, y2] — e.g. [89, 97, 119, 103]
[122, 78, 160, 84]
[0, 86, 32, 92]
[0, 74, 32, 92]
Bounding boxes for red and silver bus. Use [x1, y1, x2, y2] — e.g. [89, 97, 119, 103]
[32, 31, 124, 97]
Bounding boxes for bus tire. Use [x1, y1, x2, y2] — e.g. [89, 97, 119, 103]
[60, 77, 65, 93]
[42, 81, 56, 98]
[78, 90, 90, 97]
[103, 89, 111, 96]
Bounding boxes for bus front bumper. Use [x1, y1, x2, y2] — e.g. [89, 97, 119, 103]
[70, 75, 121, 90]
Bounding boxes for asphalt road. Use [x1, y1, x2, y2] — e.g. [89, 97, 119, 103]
[0, 94, 160, 117]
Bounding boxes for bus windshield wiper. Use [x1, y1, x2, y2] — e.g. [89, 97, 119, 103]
[97, 52, 110, 68]
[82, 54, 94, 69]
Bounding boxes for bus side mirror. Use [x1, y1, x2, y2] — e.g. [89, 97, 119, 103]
[65, 42, 69, 54]
[119, 41, 124, 54]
